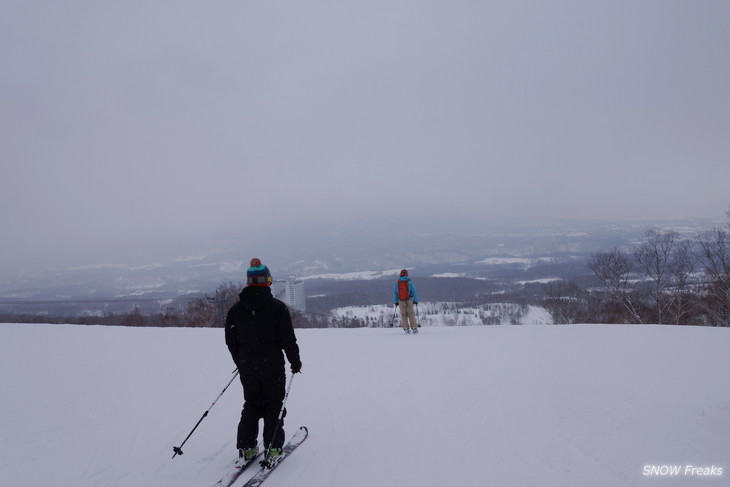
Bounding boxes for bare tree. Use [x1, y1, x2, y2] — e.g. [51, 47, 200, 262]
[211, 281, 244, 326]
[667, 240, 695, 325]
[633, 229, 678, 324]
[542, 280, 591, 324]
[588, 247, 643, 323]
[184, 298, 218, 327]
[122, 306, 146, 327]
[695, 229, 730, 326]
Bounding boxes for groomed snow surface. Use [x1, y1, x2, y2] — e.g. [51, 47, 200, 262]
[1, 323, 728, 487]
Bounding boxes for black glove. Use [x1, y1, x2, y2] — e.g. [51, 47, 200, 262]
[291, 361, 302, 374]
[394, 303, 398, 307]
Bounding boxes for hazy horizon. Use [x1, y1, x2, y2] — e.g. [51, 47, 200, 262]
[1, 213, 726, 278]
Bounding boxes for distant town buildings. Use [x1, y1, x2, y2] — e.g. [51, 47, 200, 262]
[271, 279, 306, 312]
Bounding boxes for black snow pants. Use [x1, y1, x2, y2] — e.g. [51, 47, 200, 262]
[237, 372, 286, 450]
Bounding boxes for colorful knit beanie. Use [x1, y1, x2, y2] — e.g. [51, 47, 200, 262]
[247, 258, 272, 286]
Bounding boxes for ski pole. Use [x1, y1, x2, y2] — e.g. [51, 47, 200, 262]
[389, 304, 398, 327]
[172, 369, 240, 459]
[263, 373, 296, 465]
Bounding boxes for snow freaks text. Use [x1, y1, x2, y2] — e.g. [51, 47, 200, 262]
[642, 465, 724, 478]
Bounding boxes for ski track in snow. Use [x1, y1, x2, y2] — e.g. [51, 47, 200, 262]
[1, 323, 729, 487]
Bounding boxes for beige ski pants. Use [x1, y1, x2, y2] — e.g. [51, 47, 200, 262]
[398, 299, 418, 330]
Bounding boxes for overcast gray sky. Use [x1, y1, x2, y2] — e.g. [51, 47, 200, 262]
[1, 0, 729, 273]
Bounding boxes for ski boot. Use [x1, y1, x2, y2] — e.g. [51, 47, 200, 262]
[261, 447, 282, 469]
[236, 446, 258, 467]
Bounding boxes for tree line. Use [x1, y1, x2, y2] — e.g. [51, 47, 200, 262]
[543, 207, 730, 326]
[0, 281, 333, 329]
[106, 281, 333, 329]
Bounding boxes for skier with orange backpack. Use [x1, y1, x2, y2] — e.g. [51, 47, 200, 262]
[393, 269, 419, 333]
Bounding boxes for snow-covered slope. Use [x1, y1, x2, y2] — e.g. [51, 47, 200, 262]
[1, 323, 728, 487]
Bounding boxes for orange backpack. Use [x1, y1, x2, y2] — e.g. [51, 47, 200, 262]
[397, 280, 410, 301]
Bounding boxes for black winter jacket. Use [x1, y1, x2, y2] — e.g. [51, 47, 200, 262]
[225, 286, 300, 376]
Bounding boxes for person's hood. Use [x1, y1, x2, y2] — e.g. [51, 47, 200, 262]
[239, 285, 273, 310]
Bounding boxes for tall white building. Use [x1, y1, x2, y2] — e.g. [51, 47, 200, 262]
[271, 279, 306, 312]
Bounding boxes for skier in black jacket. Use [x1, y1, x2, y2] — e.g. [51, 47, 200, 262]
[225, 258, 302, 466]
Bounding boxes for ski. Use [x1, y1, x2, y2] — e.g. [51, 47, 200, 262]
[241, 426, 308, 487]
[211, 447, 263, 487]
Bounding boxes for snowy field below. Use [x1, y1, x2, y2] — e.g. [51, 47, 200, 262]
[332, 302, 552, 327]
[1, 323, 729, 487]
